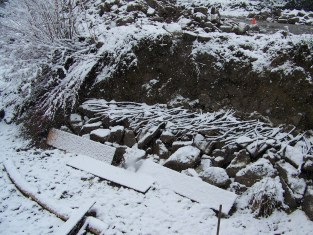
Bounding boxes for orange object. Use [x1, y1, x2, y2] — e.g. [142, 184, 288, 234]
[251, 18, 257, 25]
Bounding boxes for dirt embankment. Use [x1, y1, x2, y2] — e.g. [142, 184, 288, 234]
[85, 32, 313, 130]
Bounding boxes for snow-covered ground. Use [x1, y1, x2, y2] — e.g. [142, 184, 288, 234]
[1, 122, 313, 234]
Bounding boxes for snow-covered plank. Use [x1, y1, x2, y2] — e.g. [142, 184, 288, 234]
[67, 156, 154, 193]
[47, 128, 116, 164]
[137, 159, 237, 214]
[55, 200, 95, 235]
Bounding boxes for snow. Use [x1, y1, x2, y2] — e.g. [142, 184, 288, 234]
[236, 158, 277, 177]
[165, 146, 201, 164]
[284, 145, 304, 168]
[47, 128, 116, 163]
[90, 128, 111, 138]
[55, 200, 95, 235]
[199, 167, 230, 185]
[138, 159, 237, 214]
[0, 122, 313, 234]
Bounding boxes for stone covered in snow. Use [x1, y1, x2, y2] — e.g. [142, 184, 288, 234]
[154, 139, 170, 159]
[137, 123, 164, 148]
[90, 129, 111, 143]
[284, 145, 304, 168]
[237, 177, 286, 217]
[193, 134, 214, 154]
[163, 146, 201, 171]
[160, 130, 176, 144]
[199, 167, 231, 189]
[172, 140, 193, 152]
[80, 121, 102, 135]
[226, 150, 251, 177]
[303, 155, 313, 173]
[276, 160, 306, 202]
[108, 125, 125, 144]
[69, 113, 83, 134]
[123, 129, 137, 147]
[235, 158, 277, 187]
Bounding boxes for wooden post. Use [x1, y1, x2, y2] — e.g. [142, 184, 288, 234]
[216, 205, 222, 235]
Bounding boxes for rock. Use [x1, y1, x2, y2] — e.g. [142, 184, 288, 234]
[241, 177, 285, 217]
[229, 182, 248, 195]
[159, 6, 177, 18]
[163, 146, 201, 171]
[193, 12, 206, 23]
[90, 129, 111, 143]
[246, 139, 274, 159]
[288, 17, 300, 24]
[302, 186, 313, 221]
[220, 25, 232, 33]
[123, 129, 137, 147]
[172, 140, 193, 152]
[154, 139, 170, 159]
[226, 149, 251, 178]
[126, 3, 147, 13]
[198, 158, 212, 171]
[235, 158, 277, 187]
[277, 18, 288, 24]
[199, 167, 231, 188]
[160, 130, 176, 144]
[233, 22, 250, 35]
[276, 160, 306, 203]
[193, 134, 214, 154]
[137, 123, 165, 148]
[279, 177, 298, 211]
[303, 155, 313, 173]
[194, 6, 208, 15]
[283, 145, 304, 168]
[108, 125, 124, 144]
[112, 145, 127, 166]
[0, 109, 5, 121]
[80, 121, 102, 135]
[69, 113, 83, 134]
[116, 16, 135, 26]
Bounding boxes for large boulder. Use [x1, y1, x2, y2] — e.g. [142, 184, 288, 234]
[160, 130, 176, 144]
[163, 146, 201, 171]
[199, 167, 231, 188]
[226, 149, 251, 178]
[235, 158, 277, 187]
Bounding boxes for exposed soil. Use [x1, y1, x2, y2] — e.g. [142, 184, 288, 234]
[87, 34, 313, 130]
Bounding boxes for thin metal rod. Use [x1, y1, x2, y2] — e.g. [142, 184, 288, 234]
[216, 205, 222, 235]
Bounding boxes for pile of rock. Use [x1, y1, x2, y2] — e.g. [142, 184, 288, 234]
[65, 99, 313, 219]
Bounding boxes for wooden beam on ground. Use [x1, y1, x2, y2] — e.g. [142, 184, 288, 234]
[67, 156, 154, 193]
[137, 160, 237, 214]
[47, 128, 116, 164]
[55, 200, 95, 235]
[3, 159, 107, 235]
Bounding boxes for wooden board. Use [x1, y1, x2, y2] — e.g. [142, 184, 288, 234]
[55, 200, 96, 235]
[67, 156, 154, 193]
[137, 159, 237, 214]
[47, 128, 116, 164]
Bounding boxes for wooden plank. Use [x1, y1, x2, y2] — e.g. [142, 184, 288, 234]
[55, 200, 96, 235]
[67, 156, 154, 193]
[137, 160, 237, 214]
[47, 128, 116, 164]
